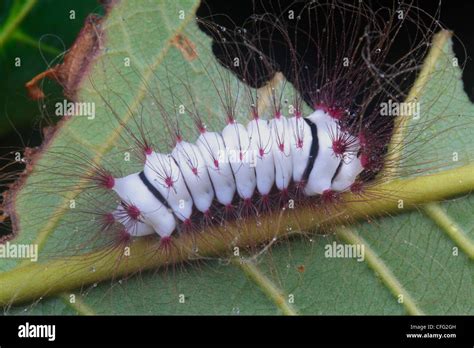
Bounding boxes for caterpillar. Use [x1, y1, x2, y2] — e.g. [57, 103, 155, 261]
[109, 102, 364, 241]
[1, 0, 473, 315]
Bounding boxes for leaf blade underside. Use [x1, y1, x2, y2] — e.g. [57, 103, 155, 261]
[2, 0, 474, 315]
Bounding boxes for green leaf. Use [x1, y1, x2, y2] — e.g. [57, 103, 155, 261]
[1, 0, 473, 315]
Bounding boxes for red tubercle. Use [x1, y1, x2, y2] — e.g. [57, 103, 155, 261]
[327, 107, 344, 121]
[259, 148, 265, 157]
[198, 123, 207, 134]
[360, 152, 380, 170]
[360, 153, 370, 169]
[164, 176, 174, 188]
[294, 181, 306, 190]
[94, 168, 116, 190]
[358, 131, 368, 148]
[360, 152, 382, 172]
[240, 197, 255, 217]
[321, 189, 337, 204]
[314, 102, 329, 113]
[117, 228, 133, 244]
[159, 236, 172, 250]
[103, 174, 115, 190]
[350, 181, 364, 195]
[182, 218, 193, 232]
[99, 212, 116, 232]
[126, 205, 141, 220]
[225, 204, 234, 213]
[260, 194, 270, 211]
[296, 138, 303, 149]
[251, 108, 259, 120]
[104, 212, 115, 225]
[227, 115, 235, 124]
[144, 146, 153, 156]
[315, 103, 345, 121]
[243, 197, 252, 206]
[331, 138, 347, 156]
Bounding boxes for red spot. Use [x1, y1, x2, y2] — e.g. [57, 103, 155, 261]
[176, 134, 183, 143]
[261, 194, 269, 203]
[259, 148, 265, 157]
[360, 153, 370, 169]
[315, 103, 329, 113]
[239, 151, 243, 161]
[183, 219, 192, 230]
[350, 181, 364, 194]
[358, 132, 368, 148]
[227, 116, 235, 124]
[144, 147, 153, 156]
[118, 228, 132, 243]
[198, 124, 206, 134]
[225, 204, 233, 213]
[328, 107, 344, 120]
[252, 108, 259, 120]
[101, 212, 115, 231]
[295, 110, 302, 118]
[164, 176, 173, 187]
[213, 159, 219, 169]
[278, 143, 285, 152]
[321, 189, 336, 203]
[332, 139, 346, 156]
[126, 205, 141, 220]
[243, 198, 252, 206]
[103, 175, 115, 189]
[159, 236, 172, 250]
[191, 167, 198, 176]
[280, 188, 288, 198]
[275, 110, 281, 119]
[360, 153, 381, 172]
[104, 212, 115, 224]
[296, 139, 303, 149]
[295, 181, 306, 190]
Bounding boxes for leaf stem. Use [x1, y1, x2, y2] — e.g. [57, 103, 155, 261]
[384, 30, 453, 179]
[422, 203, 474, 259]
[1, 163, 474, 307]
[231, 257, 298, 315]
[59, 293, 96, 315]
[336, 227, 424, 315]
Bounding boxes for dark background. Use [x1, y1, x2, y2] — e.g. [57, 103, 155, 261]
[0, 0, 473, 160]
